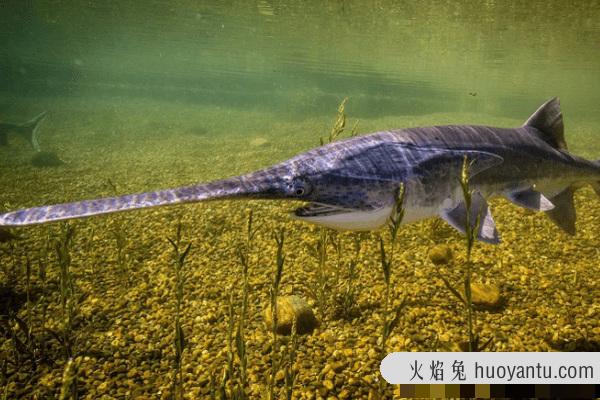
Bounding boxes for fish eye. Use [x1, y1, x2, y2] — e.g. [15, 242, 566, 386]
[289, 177, 311, 197]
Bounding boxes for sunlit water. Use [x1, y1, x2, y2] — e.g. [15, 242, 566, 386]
[2, 1, 600, 124]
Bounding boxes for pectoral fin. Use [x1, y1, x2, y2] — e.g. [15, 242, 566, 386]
[506, 187, 554, 211]
[441, 192, 500, 244]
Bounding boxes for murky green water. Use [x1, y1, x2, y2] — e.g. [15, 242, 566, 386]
[2, 1, 600, 122]
[1, 2, 599, 399]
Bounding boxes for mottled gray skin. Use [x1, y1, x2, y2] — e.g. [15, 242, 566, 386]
[0, 99, 598, 235]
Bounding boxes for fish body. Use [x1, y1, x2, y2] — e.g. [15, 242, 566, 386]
[0, 98, 598, 243]
[0, 111, 48, 151]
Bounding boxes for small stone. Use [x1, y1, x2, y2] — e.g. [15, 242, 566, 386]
[428, 245, 453, 265]
[275, 369, 285, 383]
[322, 379, 334, 391]
[468, 282, 502, 309]
[249, 137, 269, 147]
[332, 361, 346, 373]
[264, 295, 318, 335]
[368, 388, 380, 400]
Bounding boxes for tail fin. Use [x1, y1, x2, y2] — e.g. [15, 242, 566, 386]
[544, 186, 576, 235]
[19, 111, 48, 151]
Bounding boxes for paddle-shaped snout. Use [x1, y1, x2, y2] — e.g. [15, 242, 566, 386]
[0, 163, 309, 226]
[213, 165, 311, 201]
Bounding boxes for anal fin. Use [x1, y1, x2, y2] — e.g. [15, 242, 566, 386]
[544, 187, 576, 235]
[441, 192, 500, 244]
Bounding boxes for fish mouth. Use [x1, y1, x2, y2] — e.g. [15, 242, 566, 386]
[292, 201, 392, 231]
[293, 202, 351, 217]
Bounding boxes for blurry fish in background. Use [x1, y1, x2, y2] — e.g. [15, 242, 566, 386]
[0, 111, 48, 152]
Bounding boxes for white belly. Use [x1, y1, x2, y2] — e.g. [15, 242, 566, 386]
[292, 205, 394, 231]
[292, 203, 440, 231]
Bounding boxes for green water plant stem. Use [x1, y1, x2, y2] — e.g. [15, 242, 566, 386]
[320, 96, 360, 145]
[459, 156, 477, 351]
[458, 156, 493, 352]
[25, 257, 32, 341]
[112, 227, 129, 287]
[221, 291, 236, 398]
[283, 320, 298, 400]
[217, 211, 258, 399]
[310, 228, 329, 317]
[378, 183, 407, 396]
[55, 224, 76, 360]
[58, 357, 79, 400]
[334, 234, 363, 320]
[321, 97, 347, 145]
[267, 229, 285, 400]
[167, 223, 192, 400]
[235, 210, 257, 396]
[438, 156, 492, 351]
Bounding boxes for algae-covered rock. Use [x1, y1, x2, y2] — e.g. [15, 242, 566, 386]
[249, 137, 269, 147]
[264, 295, 318, 335]
[428, 244, 453, 265]
[468, 282, 502, 309]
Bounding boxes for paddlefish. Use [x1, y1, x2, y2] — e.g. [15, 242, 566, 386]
[1, 98, 599, 243]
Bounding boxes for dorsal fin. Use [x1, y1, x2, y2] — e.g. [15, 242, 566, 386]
[523, 97, 567, 150]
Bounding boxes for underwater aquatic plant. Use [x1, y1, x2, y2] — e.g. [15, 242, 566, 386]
[306, 228, 330, 318]
[111, 227, 130, 287]
[0, 240, 54, 389]
[282, 319, 298, 400]
[238, 211, 259, 394]
[220, 291, 237, 399]
[0, 293, 49, 382]
[167, 222, 192, 400]
[48, 224, 86, 398]
[319, 97, 360, 145]
[437, 156, 493, 352]
[234, 210, 257, 396]
[58, 356, 79, 400]
[266, 228, 285, 400]
[37, 233, 52, 284]
[307, 97, 362, 320]
[377, 183, 407, 396]
[218, 210, 257, 399]
[332, 233, 364, 321]
[55, 224, 77, 360]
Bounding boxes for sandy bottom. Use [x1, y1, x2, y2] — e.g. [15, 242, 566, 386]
[1, 94, 599, 398]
